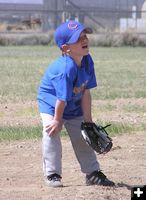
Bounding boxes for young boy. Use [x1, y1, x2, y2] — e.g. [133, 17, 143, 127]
[37, 20, 115, 187]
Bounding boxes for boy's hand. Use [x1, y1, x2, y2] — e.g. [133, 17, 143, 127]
[45, 120, 62, 136]
[45, 99, 65, 136]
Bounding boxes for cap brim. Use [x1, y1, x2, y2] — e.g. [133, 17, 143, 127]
[67, 27, 93, 45]
[84, 27, 93, 34]
[67, 28, 84, 44]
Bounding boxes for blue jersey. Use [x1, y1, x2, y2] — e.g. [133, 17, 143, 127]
[37, 54, 97, 119]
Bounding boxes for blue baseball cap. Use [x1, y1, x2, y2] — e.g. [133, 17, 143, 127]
[54, 20, 92, 48]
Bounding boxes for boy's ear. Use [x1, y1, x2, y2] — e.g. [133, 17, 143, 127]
[61, 44, 70, 53]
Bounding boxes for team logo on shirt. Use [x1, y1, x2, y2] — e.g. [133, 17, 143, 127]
[73, 80, 88, 94]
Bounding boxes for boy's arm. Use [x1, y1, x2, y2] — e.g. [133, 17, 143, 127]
[54, 99, 66, 121]
[81, 89, 93, 122]
[46, 99, 66, 135]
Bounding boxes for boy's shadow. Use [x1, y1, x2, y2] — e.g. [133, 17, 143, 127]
[63, 182, 133, 190]
[115, 182, 132, 190]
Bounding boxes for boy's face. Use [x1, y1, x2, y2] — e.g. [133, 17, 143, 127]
[68, 31, 89, 57]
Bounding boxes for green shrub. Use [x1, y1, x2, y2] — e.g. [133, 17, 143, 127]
[0, 33, 52, 46]
[122, 32, 139, 46]
[0, 31, 146, 47]
[0, 36, 7, 46]
[138, 36, 146, 46]
[89, 32, 146, 47]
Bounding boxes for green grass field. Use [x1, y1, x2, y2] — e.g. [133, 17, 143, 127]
[0, 46, 146, 141]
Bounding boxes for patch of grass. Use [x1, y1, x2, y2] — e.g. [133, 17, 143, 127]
[106, 122, 135, 136]
[0, 46, 146, 103]
[0, 46, 60, 103]
[95, 121, 146, 136]
[0, 126, 68, 142]
[0, 46, 146, 141]
[92, 103, 117, 112]
[0, 122, 145, 142]
[0, 126, 42, 142]
[0, 112, 4, 118]
[141, 123, 146, 131]
[90, 47, 146, 100]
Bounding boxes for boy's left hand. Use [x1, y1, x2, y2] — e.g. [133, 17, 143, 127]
[45, 120, 62, 136]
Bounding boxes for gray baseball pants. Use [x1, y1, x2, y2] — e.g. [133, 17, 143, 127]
[40, 113, 100, 177]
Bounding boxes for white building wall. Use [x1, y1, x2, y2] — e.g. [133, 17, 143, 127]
[120, 18, 146, 32]
[120, 2, 146, 32]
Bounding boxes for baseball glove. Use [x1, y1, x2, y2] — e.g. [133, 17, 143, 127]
[81, 122, 113, 154]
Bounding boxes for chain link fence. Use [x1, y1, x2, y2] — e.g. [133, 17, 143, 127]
[0, 0, 146, 34]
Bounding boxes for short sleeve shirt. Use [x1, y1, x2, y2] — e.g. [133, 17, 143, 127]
[37, 54, 97, 119]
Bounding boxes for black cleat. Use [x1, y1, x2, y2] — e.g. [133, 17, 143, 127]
[86, 171, 115, 187]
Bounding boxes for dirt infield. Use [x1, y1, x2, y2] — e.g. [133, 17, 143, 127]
[0, 133, 146, 200]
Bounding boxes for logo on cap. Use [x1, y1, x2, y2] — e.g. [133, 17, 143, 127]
[68, 21, 78, 30]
